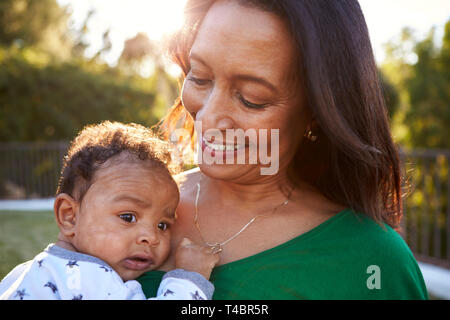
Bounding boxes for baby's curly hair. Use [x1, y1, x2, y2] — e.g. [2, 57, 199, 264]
[57, 121, 180, 202]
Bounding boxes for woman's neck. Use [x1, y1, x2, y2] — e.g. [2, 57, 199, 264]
[199, 169, 294, 212]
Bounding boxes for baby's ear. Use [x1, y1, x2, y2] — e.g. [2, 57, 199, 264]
[54, 193, 78, 237]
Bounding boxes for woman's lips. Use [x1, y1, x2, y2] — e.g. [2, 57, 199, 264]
[201, 137, 247, 159]
[123, 255, 154, 271]
[203, 137, 245, 151]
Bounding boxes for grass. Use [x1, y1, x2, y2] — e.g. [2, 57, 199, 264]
[0, 210, 58, 279]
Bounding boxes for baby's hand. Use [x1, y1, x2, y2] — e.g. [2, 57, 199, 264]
[175, 238, 220, 280]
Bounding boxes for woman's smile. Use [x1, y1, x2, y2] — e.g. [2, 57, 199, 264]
[202, 136, 246, 151]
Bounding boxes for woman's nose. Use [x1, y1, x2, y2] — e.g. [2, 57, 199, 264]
[137, 228, 160, 247]
[196, 86, 234, 130]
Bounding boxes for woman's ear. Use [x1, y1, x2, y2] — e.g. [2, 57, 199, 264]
[54, 193, 79, 238]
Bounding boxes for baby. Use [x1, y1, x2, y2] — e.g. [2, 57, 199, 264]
[0, 121, 219, 300]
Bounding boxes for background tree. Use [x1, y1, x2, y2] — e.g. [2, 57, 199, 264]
[0, 51, 159, 141]
[382, 21, 450, 149]
[0, 0, 183, 198]
[0, 0, 73, 59]
[0, 0, 178, 143]
[404, 21, 450, 149]
[379, 70, 399, 119]
[119, 32, 180, 111]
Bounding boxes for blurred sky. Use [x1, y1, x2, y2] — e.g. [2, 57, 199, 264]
[57, 0, 450, 67]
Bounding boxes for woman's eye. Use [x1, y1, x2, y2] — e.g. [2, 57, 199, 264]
[187, 75, 211, 86]
[238, 94, 267, 109]
[119, 213, 137, 223]
[157, 222, 169, 231]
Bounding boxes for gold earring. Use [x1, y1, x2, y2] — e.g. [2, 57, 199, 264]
[304, 129, 318, 142]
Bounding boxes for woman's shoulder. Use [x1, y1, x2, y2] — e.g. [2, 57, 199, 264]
[310, 209, 422, 276]
[174, 167, 201, 195]
[334, 210, 414, 257]
[349, 211, 408, 243]
[334, 211, 426, 290]
[339, 211, 428, 298]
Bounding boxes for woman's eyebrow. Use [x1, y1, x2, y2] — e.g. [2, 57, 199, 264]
[189, 53, 278, 94]
[189, 52, 210, 68]
[231, 74, 279, 94]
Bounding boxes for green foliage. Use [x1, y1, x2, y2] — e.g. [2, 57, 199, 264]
[378, 70, 399, 119]
[0, 46, 163, 142]
[0, 0, 72, 59]
[0, 0, 181, 143]
[382, 21, 450, 149]
[404, 22, 450, 149]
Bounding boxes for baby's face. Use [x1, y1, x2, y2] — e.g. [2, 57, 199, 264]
[71, 161, 179, 281]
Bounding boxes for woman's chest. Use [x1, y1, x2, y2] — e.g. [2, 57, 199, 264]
[168, 196, 331, 267]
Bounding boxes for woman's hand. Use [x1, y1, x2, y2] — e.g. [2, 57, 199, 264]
[175, 238, 220, 280]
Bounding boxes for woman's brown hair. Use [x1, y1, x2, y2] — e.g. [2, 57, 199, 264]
[159, 0, 403, 229]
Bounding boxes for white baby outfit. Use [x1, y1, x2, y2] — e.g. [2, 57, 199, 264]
[0, 244, 214, 300]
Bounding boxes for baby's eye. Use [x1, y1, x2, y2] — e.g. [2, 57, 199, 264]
[157, 222, 169, 231]
[119, 213, 137, 223]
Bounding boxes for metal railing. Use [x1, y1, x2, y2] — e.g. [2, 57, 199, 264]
[0, 142, 449, 267]
[0, 142, 69, 199]
[400, 149, 450, 268]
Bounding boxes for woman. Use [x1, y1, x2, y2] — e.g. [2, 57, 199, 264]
[138, 0, 428, 299]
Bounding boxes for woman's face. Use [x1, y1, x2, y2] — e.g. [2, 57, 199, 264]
[181, 0, 309, 182]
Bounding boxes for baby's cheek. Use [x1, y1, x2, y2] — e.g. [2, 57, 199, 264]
[96, 233, 129, 265]
[156, 237, 172, 266]
[76, 222, 124, 260]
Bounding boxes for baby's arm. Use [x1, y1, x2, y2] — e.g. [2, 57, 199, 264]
[1, 241, 219, 300]
[175, 238, 220, 280]
[151, 238, 219, 300]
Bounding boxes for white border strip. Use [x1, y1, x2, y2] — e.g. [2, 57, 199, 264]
[418, 262, 450, 300]
[0, 198, 55, 211]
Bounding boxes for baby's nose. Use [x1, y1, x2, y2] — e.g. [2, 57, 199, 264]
[137, 227, 160, 247]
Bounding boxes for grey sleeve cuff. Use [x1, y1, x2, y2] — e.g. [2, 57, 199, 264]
[163, 269, 215, 299]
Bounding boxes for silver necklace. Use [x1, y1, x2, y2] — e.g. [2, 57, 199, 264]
[194, 175, 292, 254]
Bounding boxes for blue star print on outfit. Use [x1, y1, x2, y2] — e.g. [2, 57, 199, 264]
[0, 244, 214, 300]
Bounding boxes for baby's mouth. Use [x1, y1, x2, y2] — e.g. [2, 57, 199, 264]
[123, 255, 154, 271]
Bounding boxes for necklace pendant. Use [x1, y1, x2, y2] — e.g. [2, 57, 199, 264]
[209, 243, 223, 254]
